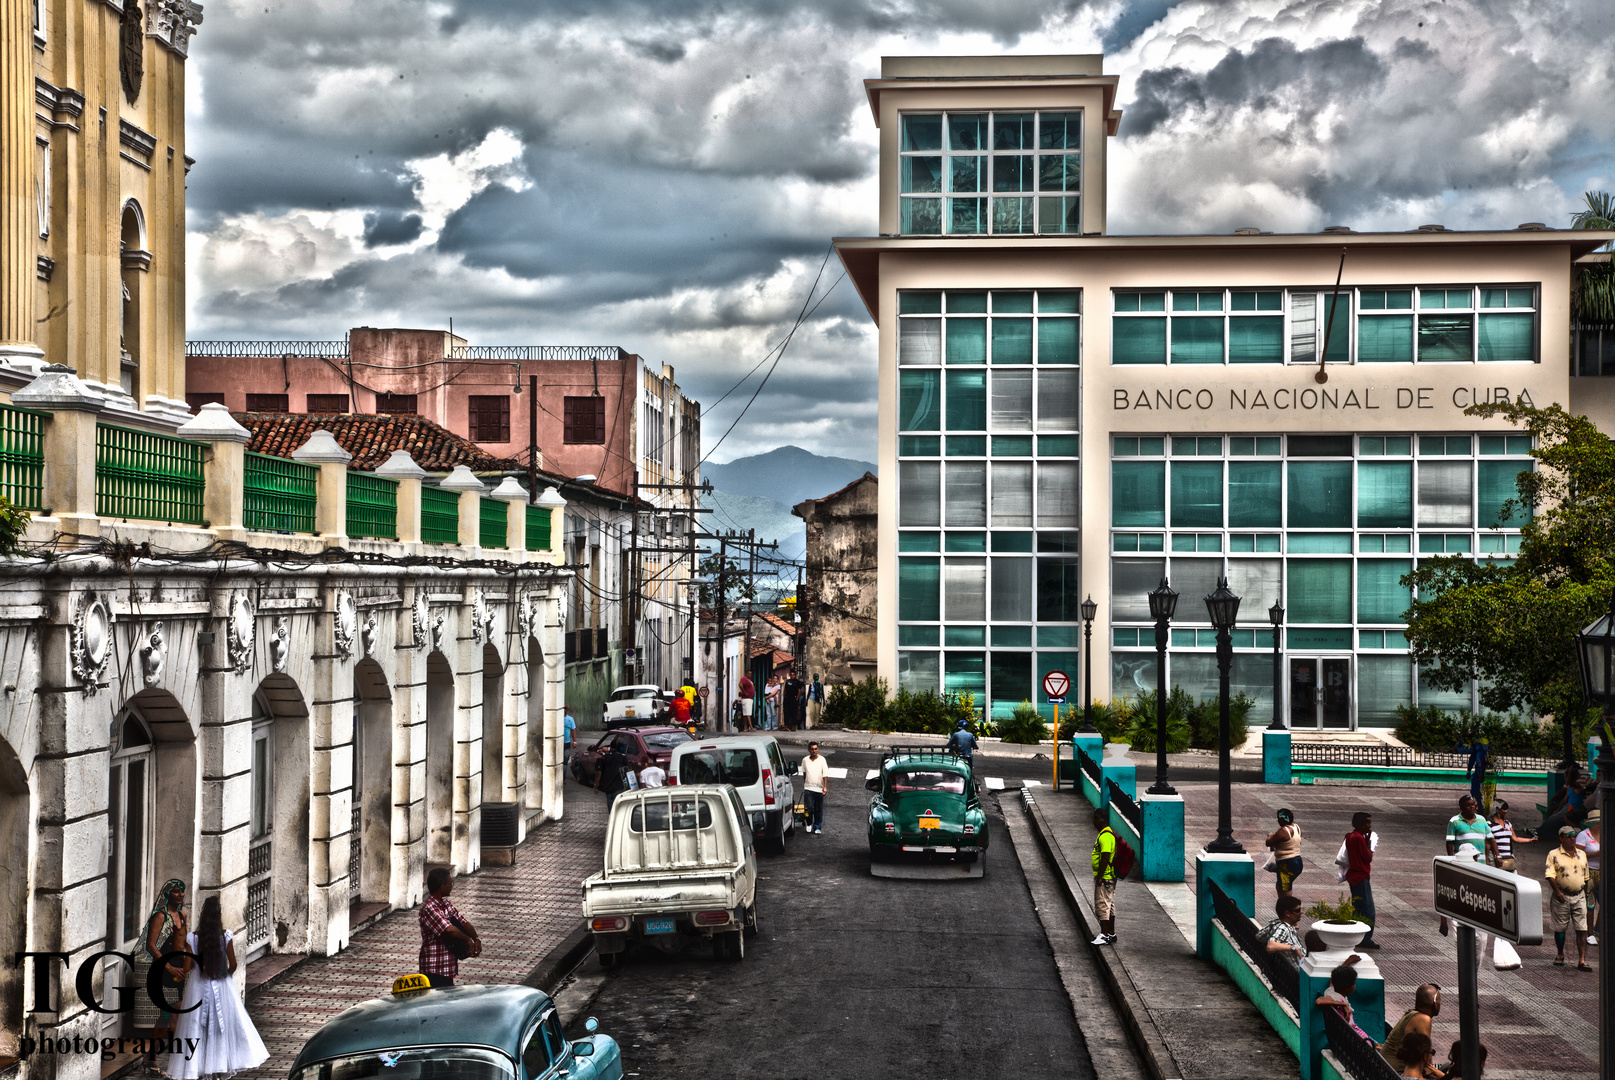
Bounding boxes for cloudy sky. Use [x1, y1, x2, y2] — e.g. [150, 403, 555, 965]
[185, 0, 1615, 464]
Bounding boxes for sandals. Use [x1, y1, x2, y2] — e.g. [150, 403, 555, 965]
[1578, 962, 1594, 971]
[1553, 957, 1565, 966]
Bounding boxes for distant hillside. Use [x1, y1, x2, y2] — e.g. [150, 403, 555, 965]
[699, 445, 877, 565]
[702, 445, 876, 511]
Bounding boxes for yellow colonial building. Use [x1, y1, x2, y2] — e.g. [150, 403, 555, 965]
[835, 54, 1615, 731]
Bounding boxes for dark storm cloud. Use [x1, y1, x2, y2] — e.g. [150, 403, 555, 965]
[362, 210, 425, 247]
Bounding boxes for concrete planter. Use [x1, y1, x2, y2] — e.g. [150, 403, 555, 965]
[1311, 920, 1371, 953]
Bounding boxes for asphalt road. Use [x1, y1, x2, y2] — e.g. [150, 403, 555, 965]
[565, 746, 1095, 1080]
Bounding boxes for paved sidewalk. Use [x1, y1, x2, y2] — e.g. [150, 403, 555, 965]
[238, 793, 607, 1080]
[1173, 777, 1599, 1080]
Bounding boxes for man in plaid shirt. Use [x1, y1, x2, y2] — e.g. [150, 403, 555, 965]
[419, 866, 480, 986]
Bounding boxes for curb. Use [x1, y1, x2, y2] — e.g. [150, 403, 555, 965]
[1019, 790, 1184, 1080]
[523, 925, 594, 994]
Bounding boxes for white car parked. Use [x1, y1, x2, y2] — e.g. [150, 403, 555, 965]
[669, 735, 798, 854]
[603, 684, 668, 729]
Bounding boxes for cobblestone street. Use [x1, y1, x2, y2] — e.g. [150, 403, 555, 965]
[239, 793, 607, 1080]
[1178, 778, 1600, 1079]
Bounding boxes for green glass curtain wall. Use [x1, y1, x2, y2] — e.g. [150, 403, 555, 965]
[1358, 315, 1413, 362]
[945, 371, 986, 430]
[900, 370, 939, 431]
[1229, 317, 1283, 363]
[1169, 317, 1224, 363]
[899, 557, 940, 622]
[990, 652, 1033, 717]
[1112, 461, 1165, 527]
[1478, 460, 1532, 526]
[944, 652, 986, 699]
[1287, 461, 1351, 527]
[1113, 318, 1166, 364]
[1227, 462, 1281, 527]
[1171, 461, 1223, 527]
[992, 319, 1033, 364]
[947, 319, 986, 364]
[1359, 656, 1413, 724]
[1287, 559, 1351, 623]
[1477, 313, 1533, 362]
[1356, 462, 1412, 528]
[1038, 319, 1079, 363]
[1356, 559, 1412, 623]
[1036, 558, 1082, 622]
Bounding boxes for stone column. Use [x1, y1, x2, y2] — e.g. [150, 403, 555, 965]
[12, 365, 104, 539]
[375, 449, 426, 548]
[0, 0, 41, 373]
[452, 589, 482, 873]
[177, 403, 251, 540]
[533, 485, 567, 559]
[490, 476, 527, 553]
[195, 586, 257, 962]
[392, 579, 429, 909]
[291, 430, 352, 545]
[306, 588, 356, 955]
[439, 465, 487, 549]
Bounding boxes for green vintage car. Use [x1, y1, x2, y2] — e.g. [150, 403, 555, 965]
[288, 980, 623, 1080]
[865, 746, 988, 878]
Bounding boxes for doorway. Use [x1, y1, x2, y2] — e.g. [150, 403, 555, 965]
[105, 713, 153, 1037]
[1288, 657, 1353, 729]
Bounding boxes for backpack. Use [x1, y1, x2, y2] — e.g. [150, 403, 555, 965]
[1103, 828, 1136, 879]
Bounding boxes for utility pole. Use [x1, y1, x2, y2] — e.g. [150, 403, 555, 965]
[714, 535, 727, 731]
[527, 374, 538, 506]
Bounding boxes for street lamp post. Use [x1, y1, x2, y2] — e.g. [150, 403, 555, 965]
[1080, 595, 1098, 733]
[1267, 600, 1286, 730]
[1147, 578, 1178, 796]
[1205, 576, 1245, 854]
[1573, 591, 1615, 1080]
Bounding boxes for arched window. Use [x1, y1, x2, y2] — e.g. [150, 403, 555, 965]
[107, 711, 154, 951]
[118, 201, 147, 398]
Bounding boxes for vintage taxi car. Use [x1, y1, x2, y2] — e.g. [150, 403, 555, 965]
[865, 746, 988, 878]
[289, 979, 623, 1080]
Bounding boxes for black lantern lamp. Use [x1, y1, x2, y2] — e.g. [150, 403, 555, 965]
[1205, 576, 1246, 854]
[1267, 600, 1286, 731]
[1146, 578, 1178, 795]
[1079, 594, 1099, 734]
[1572, 591, 1615, 1080]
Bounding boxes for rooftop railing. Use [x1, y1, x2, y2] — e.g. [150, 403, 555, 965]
[421, 485, 460, 546]
[0, 404, 46, 511]
[95, 424, 206, 525]
[346, 471, 398, 540]
[243, 452, 318, 534]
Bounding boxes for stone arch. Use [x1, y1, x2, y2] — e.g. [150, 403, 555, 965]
[524, 635, 545, 816]
[351, 659, 391, 904]
[121, 689, 197, 905]
[250, 674, 310, 956]
[481, 644, 505, 806]
[0, 740, 28, 1058]
[424, 652, 454, 866]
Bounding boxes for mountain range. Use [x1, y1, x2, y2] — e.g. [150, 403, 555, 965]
[700, 445, 876, 563]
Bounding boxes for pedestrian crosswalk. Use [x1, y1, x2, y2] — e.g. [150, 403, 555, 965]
[826, 767, 849, 779]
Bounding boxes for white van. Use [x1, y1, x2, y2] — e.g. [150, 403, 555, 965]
[669, 735, 798, 854]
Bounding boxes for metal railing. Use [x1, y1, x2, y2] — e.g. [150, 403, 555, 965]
[1321, 1001, 1401, 1080]
[1107, 779, 1141, 832]
[479, 497, 507, 549]
[1078, 746, 1101, 784]
[95, 424, 206, 525]
[243, 452, 317, 534]
[185, 340, 350, 359]
[526, 503, 552, 551]
[1290, 743, 1557, 772]
[346, 472, 398, 540]
[0, 404, 45, 511]
[448, 345, 627, 362]
[421, 485, 459, 546]
[1209, 880, 1299, 1007]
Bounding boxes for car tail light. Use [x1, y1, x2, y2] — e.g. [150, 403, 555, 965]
[668, 775, 678, 786]
[590, 916, 627, 933]
[693, 910, 731, 927]
[762, 768, 775, 806]
[963, 824, 976, 834]
[884, 823, 896, 833]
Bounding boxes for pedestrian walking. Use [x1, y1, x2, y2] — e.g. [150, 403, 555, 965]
[562, 707, 576, 765]
[691, 687, 705, 728]
[800, 742, 829, 834]
[737, 673, 755, 731]
[947, 718, 978, 766]
[1265, 808, 1303, 898]
[765, 675, 782, 730]
[1488, 799, 1535, 872]
[783, 671, 803, 731]
[639, 759, 667, 788]
[165, 896, 269, 1079]
[1091, 806, 1118, 945]
[594, 740, 628, 809]
[807, 673, 824, 728]
[1380, 985, 1440, 1071]
[1343, 811, 1380, 949]
[132, 879, 188, 1069]
[1443, 794, 1499, 959]
[1546, 824, 1592, 969]
[419, 866, 481, 988]
[1256, 895, 1307, 965]
[1575, 810, 1600, 945]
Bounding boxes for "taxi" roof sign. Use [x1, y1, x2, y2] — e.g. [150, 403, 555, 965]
[391, 973, 430, 996]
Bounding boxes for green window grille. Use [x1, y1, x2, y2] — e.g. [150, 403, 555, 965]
[95, 424, 206, 525]
[243, 452, 318, 534]
[0, 403, 46, 511]
[479, 497, 507, 549]
[346, 471, 398, 540]
[421, 485, 460, 546]
[526, 504, 553, 551]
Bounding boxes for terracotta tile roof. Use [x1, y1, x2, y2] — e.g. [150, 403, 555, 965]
[234, 413, 520, 473]
[758, 611, 798, 637]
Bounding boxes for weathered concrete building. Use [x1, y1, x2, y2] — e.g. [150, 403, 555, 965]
[793, 474, 878, 685]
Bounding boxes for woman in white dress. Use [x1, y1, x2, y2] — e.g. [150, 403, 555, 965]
[165, 897, 269, 1079]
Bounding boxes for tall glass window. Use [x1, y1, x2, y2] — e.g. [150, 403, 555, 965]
[899, 112, 1082, 235]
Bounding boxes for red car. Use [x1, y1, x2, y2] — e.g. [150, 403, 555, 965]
[570, 726, 694, 786]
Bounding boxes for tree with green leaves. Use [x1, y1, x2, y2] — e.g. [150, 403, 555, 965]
[697, 551, 755, 608]
[1570, 190, 1614, 323]
[1403, 402, 1615, 752]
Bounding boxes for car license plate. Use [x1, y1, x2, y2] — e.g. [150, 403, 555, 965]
[625, 708, 636, 716]
[918, 816, 941, 830]
[644, 917, 675, 934]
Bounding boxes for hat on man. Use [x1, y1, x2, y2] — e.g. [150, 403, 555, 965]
[1559, 825, 1580, 837]
[1586, 810, 1600, 825]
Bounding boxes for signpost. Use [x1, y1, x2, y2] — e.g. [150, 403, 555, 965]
[698, 685, 709, 698]
[1044, 671, 1070, 789]
[1433, 855, 1542, 1080]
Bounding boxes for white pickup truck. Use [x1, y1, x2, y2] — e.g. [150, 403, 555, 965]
[581, 784, 760, 964]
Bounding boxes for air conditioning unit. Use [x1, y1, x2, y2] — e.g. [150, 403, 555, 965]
[481, 801, 520, 852]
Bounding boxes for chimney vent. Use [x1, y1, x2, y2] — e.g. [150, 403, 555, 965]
[1322, 225, 1353, 233]
[1417, 224, 1447, 232]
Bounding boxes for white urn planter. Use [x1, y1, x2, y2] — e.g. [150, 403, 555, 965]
[1103, 741, 1133, 762]
[1311, 920, 1371, 953]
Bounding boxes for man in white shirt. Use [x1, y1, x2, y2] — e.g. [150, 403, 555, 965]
[639, 761, 667, 789]
[800, 743, 830, 835]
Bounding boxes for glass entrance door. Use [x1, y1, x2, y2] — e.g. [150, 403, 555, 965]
[1289, 657, 1354, 729]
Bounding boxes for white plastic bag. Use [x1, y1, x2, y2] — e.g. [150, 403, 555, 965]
[1335, 840, 1350, 884]
[1493, 937, 1522, 970]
